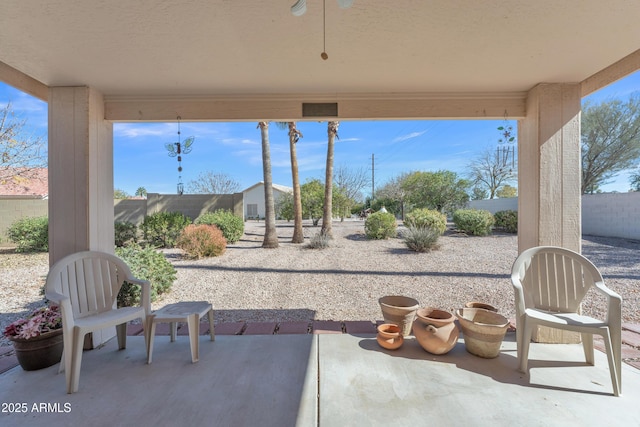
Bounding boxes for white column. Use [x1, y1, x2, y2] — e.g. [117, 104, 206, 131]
[517, 83, 581, 254]
[48, 86, 114, 265]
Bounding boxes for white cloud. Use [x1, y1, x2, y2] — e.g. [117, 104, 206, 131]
[115, 123, 170, 138]
[392, 130, 427, 143]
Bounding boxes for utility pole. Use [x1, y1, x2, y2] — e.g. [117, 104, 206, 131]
[371, 153, 375, 203]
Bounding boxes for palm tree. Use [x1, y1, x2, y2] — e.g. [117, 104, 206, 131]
[258, 122, 279, 248]
[277, 122, 305, 243]
[321, 121, 339, 238]
[135, 187, 147, 198]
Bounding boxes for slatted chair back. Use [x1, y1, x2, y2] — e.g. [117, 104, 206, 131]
[512, 246, 603, 313]
[45, 251, 134, 320]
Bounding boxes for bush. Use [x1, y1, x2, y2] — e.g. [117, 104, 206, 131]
[494, 210, 518, 233]
[402, 226, 441, 252]
[452, 209, 495, 236]
[7, 216, 48, 252]
[176, 224, 227, 259]
[404, 208, 447, 235]
[306, 232, 330, 249]
[195, 210, 244, 243]
[115, 221, 138, 247]
[140, 211, 191, 248]
[115, 245, 177, 307]
[364, 211, 397, 240]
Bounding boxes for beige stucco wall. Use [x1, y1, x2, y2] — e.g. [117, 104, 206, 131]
[468, 192, 640, 240]
[0, 196, 48, 245]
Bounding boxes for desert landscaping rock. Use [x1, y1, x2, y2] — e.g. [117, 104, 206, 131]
[1, 220, 639, 347]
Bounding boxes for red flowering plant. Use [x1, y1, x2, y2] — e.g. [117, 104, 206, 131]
[3, 305, 63, 340]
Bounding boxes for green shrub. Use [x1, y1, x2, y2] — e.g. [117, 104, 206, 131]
[453, 209, 495, 236]
[195, 210, 244, 243]
[494, 210, 518, 233]
[7, 216, 48, 252]
[176, 224, 227, 259]
[404, 208, 447, 235]
[364, 211, 397, 240]
[115, 221, 138, 247]
[140, 211, 191, 248]
[402, 226, 441, 252]
[115, 245, 177, 307]
[306, 232, 330, 249]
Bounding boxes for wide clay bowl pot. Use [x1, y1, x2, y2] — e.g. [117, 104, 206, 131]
[464, 301, 498, 312]
[378, 295, 420, 337]
[376, 323, 404, 350]
[413, 308, 459, 355]
[455, 308, 509, 358]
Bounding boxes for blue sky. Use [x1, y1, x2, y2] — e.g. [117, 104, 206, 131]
[1, 71, 639, 197]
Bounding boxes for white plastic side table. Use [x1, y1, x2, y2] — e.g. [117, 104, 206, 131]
[146, 301, 215, 363]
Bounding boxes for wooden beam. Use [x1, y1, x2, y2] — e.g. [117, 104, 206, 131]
[581, 49, 640, 97]
[0, 61, 48, 102]
[104, 92, 527, 122]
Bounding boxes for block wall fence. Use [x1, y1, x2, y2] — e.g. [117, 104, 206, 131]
[1, 192, 638, 245]
[467, 192, 640, 240]
[0, 193, 243, 245]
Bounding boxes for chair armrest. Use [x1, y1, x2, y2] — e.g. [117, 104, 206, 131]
[127, 278, 152, 315]
[593, 280, 622, 324]
[44, 291, 74, 330]
[511, 273, 526, 317]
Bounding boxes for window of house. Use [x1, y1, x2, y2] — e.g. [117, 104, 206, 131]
[247, 204, 258, 218]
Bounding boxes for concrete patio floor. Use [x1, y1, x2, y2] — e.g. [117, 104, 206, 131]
[1, 330, 640, 427]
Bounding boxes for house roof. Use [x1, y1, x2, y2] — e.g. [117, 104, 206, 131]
[243, 182, 293, 194]
[0, 168, 48, 197]
[1, 1, 638, 110]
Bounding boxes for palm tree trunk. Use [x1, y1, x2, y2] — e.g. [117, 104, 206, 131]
[321, 121, 339, 238]
[258, 122, 279, 248]
[288, 122, 304, 243]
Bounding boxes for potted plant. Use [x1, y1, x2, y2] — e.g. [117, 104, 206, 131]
[3, 305, 64, 371]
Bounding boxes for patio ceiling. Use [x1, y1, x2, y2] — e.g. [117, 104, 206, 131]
[1, 1, 639, 112]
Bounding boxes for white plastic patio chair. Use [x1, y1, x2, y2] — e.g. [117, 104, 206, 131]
[44, 251, 151, 393]
[511, 246, 622, 396]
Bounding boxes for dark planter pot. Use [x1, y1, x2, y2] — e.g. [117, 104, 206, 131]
[9, 329, 64, 371]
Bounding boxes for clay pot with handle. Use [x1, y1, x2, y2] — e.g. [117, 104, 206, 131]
[412, 307, 459, 355]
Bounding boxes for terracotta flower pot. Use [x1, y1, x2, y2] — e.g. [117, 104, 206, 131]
[376, 323, 404, 350]
[413, 308, 459, 355]
[464, 301, 498, 312]
[9, 329, 64, 371]
[378, 295, 420, 337]
[455, 308, 509, 358]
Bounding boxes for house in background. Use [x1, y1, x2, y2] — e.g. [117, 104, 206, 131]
[242, 182, 292, 220]
[0, 168, 48, 198]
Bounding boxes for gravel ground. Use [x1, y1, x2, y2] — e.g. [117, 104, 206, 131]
[1, 220, 639, 347]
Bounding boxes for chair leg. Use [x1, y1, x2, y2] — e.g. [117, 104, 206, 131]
[518, 318, 534, 373]
[147, 320, 157, 364]
[116, 323, 127, 350]
[581, 333, 594, 365]
[208, 308, 215, 342]
[607, 326, 623, 396]
[170, 322, 177, 342]
[142, 316, 149, 361]
[188, 313, 199, 363]
[69, 329, 85, 394]
[601, 329, 621, 396]
[58, 349, 65, 374]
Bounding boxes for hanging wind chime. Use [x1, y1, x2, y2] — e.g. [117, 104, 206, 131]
[496, 111, 516, 171]
[165, 116, 194, 195]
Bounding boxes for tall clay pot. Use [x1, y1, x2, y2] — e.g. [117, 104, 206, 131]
[455, 308, 509, 358]
[378, 295, 420, 337]
[412, 308, 459, 355]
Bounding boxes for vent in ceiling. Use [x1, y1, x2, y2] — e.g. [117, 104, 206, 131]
[302, 103, 338, 117]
